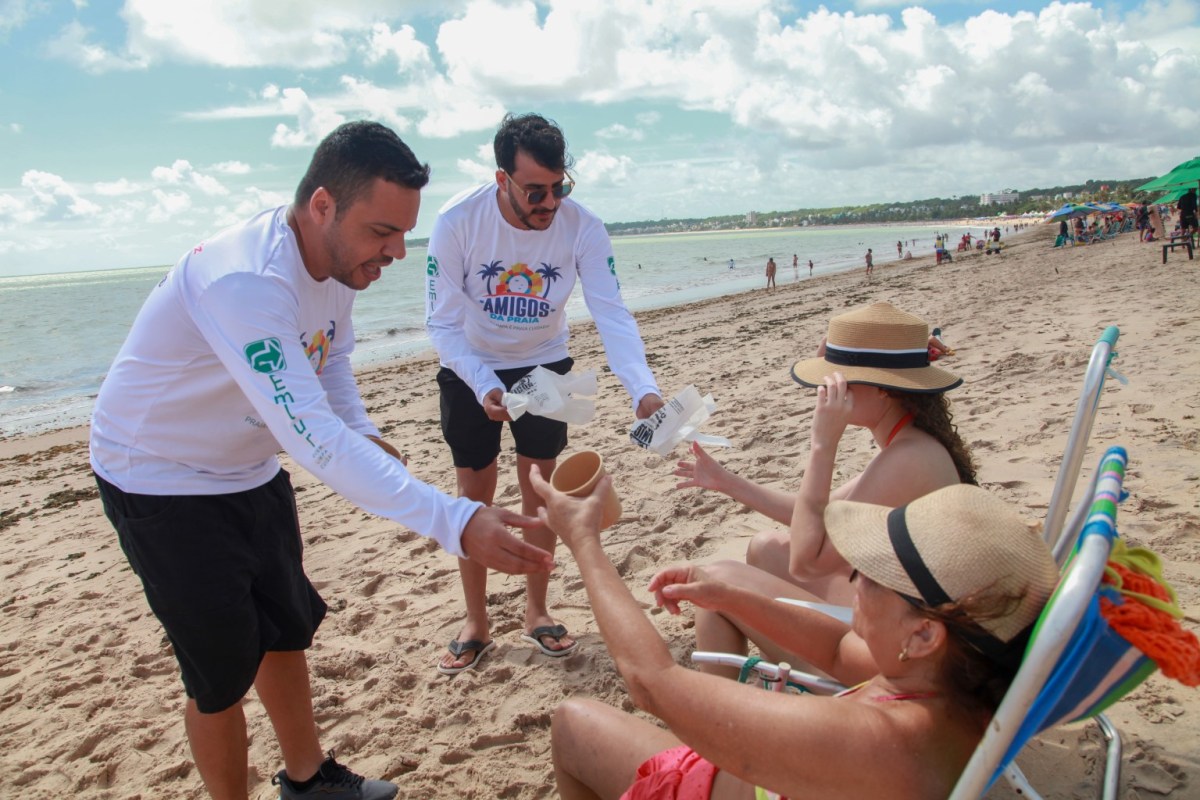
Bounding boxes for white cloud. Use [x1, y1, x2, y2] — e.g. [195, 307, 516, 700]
[148, 188, 192, 222]
[0, 170, 102, 223]
[574, 151, 635, 187]
[93, 178, 142, 196]
[596, 123, 644, 141]
[44, 19, 148, 73]
[456, 157, 495, 183]
[269, 87, 348, 148]
[0, 0, 42, 35]
[210, 160, 252, 175]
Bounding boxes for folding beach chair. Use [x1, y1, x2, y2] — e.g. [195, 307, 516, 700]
[1041, 326, 1123, 566]
[948, 446, 1156, 799]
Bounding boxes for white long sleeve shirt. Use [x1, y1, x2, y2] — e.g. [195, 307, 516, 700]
[90, 206, 481, 557]
[425, 183, 659, 407]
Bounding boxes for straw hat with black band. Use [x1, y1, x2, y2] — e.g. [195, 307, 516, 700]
[825, 484, 1058, 654]
[791, 301, 961, 394]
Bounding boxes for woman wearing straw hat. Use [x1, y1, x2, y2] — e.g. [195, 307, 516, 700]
[535, 476, 1057, 800]
[665, 301, 976, 675]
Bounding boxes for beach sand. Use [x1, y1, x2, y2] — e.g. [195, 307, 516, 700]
[2, 226, 1197, 798]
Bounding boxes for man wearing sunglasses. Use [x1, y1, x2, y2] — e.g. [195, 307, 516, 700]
[425, 112, 664, 675]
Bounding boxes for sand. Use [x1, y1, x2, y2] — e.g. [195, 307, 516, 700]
[2, 225, 1198, 799]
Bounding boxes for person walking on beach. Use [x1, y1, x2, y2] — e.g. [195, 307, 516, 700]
[425, 112, 664, 676]
[728, 257, 735, 270]
[792, 253, 799, 281]
[765, 256, 777, 291]
[808, 258, 814, 277]
[864, 247, 874, 277]
[896, 240, 902, 258]
[89, 122, 552, 800]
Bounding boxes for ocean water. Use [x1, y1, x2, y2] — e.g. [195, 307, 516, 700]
[0, 222, 976, 438]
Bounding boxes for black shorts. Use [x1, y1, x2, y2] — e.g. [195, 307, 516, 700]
[1181, 213, 1198, 231]
[96, 469, 326, 713]
[438, 357, 574, 470]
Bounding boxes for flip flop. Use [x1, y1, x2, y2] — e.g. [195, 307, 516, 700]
[520, 624, 580, 658]
[436, 638, 495, 676]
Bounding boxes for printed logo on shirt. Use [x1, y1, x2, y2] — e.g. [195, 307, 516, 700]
[301, 321, 336, 376]
[477, 258, 558, 325]
[244, 338, 287, 374]
[607, 256, 620, 289]
[426, 255, 438, 303]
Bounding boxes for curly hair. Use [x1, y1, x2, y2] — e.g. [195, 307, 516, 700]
[888, 390, 978, 485]
[494, 112, 574, 174]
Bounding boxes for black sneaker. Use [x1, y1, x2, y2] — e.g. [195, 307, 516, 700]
[272, 752, 398, 800]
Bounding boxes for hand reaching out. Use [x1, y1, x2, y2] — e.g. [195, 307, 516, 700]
[673, 441, 728, 492]
[647, 563, 730, 615]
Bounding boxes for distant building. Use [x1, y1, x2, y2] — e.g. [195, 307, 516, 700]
[979, 191, 1019, 206]
[746, 211, 758, 225]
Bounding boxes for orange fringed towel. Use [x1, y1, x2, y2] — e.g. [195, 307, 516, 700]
[1100, 561, 1200, 686]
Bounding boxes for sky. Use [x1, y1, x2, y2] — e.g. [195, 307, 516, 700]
[1, 1, 1198, 277]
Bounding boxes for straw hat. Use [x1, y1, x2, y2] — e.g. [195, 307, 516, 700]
[791, 301, 961, 393]
[825, 484, 1058, 643]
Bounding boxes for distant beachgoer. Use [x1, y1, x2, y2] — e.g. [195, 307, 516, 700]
[728, 258, 735, 270]
[765, 257, 777, 291]
[792, 253, 799, 281]
[808, 258, 814, 276]
[896, 240, 902, 258]
[865, 248, 873, 277]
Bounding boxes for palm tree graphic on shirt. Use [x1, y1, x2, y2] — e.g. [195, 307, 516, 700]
[536, 262, 562, 298]
[477, 260, 504, 294]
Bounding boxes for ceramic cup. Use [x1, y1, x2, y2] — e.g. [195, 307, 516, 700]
[550, 450, 622, 530]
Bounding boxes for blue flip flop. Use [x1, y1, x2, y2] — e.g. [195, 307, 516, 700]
[520, 624, 580, 658]
[437, 638, 495, 676]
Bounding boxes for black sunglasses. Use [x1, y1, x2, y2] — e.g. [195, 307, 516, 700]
[506, 173, 575, 205]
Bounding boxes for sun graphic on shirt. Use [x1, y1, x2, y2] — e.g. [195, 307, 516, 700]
[496, 263, 544, 296]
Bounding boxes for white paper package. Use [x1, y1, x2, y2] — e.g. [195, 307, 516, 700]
[628, 385, 732, 456]
[502, 366, 598, 425]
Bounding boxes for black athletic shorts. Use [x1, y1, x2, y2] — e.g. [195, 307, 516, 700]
[437, 357, 574, 470]
[96, 469, 326, 713]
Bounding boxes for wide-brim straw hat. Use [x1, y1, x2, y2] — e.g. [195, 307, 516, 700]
[825, 484, 1058, 643]
[791, 301, 962, 393]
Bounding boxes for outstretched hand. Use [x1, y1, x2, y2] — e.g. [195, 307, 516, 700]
[459, 505, 552, 575]
[673, 441, 727, 492]
[528, 464, 606, 553]
[647, 563, 730, 615]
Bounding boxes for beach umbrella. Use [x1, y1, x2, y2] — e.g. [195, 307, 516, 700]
[1044, 203, 1095, 223]
[1152, 187, 1188, 205]
[1136, 157, 1200, 192]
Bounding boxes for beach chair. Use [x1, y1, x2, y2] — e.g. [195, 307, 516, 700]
[948, 446, 1181, 799]
[1042, 326, 1122, 565]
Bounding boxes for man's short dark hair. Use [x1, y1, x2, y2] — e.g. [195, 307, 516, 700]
[493, 113, 574, 174]
[295, 121, 430, 215]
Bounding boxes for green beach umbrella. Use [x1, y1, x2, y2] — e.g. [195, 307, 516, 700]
[1136, 157, 1200, 192]
[1151, 187, 1188, 205]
